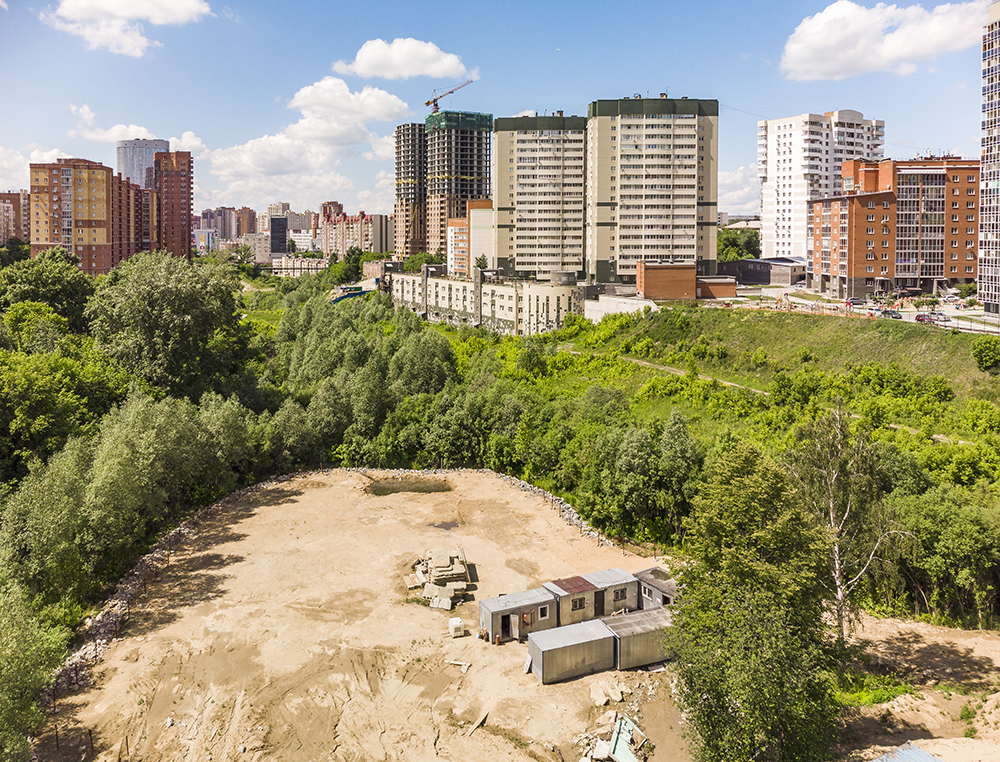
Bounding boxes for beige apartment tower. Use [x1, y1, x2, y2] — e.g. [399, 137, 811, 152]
[585, 96, 719, 282]
[493, 114, 587, 279]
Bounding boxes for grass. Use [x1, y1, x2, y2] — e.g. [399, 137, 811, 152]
[834, 669, 916, 707]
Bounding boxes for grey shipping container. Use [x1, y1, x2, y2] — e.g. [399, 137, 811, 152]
[601, 607, 673, 670]
[527, 619, 615, 684]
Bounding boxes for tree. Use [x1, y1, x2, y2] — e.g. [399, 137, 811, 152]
[288, 238, 298, 253]
[232, 244, 254, 266]
[0, 585, 68, 762]
[669, 440, 834, 761]
[717, 229, 760, 262]
[658, 411, 703, 540]
[474, 254, 488, 271]
[403, 251, 444, 273]
[2, 301, 68, 353]
[972, 335, 1000, 374]
[0, 249, 94, 332]
[86, 251, 238, 396]
[0, 237, 29, 269]
[787, 411, 901, 647]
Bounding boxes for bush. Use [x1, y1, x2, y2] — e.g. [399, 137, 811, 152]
[971, 335, 1000, 374]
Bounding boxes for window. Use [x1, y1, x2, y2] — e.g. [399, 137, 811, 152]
[867, 240, 875, 248]
[952, 175, 959, 182]
[866, 266, 874, 273]
[867, 214, 875, 222]
[953, 202, 959, 209]
[968, 202, 975, 208]
[953, 215, 960, 221]
[866, 252, 875, 260]
[951, 266, 958, 273]
[952, 188, 959, 196]
[867, 201, 875, 208]
[538, 605, 549, 620]
[613, 588, 627, 602]
[867, 227, 875, 234]
[642, 585, 652, 600]
[571, 597, 585, 611]
[969, 188, 976, 196]
[882, 253, 889, 260]
[967, 266, 975, 273]
[883, 201, 890, 208]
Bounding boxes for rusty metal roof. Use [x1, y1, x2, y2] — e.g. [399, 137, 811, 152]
[546, 575, 597, 595]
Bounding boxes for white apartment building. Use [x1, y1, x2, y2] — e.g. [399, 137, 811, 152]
[758, 109, 884, 259]
[982, 2, 1000, 314]
[493, 114, 587, 279]
[585, 96, 719, 282]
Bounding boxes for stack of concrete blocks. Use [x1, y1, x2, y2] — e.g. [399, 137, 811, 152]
[404, 547, 470, 610]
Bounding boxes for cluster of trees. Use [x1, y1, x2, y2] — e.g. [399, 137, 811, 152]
[716, 228, 760, 262]
[3, 246, 1000, 758]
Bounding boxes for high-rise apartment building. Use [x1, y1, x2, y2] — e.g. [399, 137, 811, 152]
[758, 110, 884, 259]
[981, 2, 1000, 313]
[0, 202, 15, 245]
[324, 212, 391, 259]
[153, 151, 193, 259]
[0, 190, 29, 241]
[809, 156, 979, 299]
[425, 111, 492, 256]
[493, 114, 586, 279]
[28, 158, 141, 275]
[270, 216, 288, 254]
[200, 207, 237, 240]
[117, 139, 170, 189]
[235, 206, 257, 238]
[394, 123, 427, 256]
[586, 96, 719, 282]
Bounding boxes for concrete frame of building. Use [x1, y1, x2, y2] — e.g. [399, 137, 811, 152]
[394, 123, 428, 257]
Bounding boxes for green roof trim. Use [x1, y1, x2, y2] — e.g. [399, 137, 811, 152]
[425, 111, 493, 131]
[587, 98, 719, 118]
[493, 115, 588, 133]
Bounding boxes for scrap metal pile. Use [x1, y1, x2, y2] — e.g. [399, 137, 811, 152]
[404, 547, 470, 610]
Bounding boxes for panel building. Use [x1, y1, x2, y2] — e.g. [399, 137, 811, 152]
[0, 190, 29, 241]
[117, 138, 170, 189]
[425, 111, 492, 256]
[394, 123, 427, 257]
[153, 151, 194, 259]
[982, 1, 1000, 313]
[758, 110, 884, 260]
[808, 156, 979, 299]
[493, 114, 587, 279]
[586, 95, 719, 282]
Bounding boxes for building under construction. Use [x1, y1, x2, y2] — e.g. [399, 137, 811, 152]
[393, 110, 492, 257]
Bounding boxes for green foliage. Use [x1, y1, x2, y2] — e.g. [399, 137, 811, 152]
[474, 254, 488, 270]
[87, 251, 239, 397]
[403, 251, 445, 273]
[717, 228, 761, 262]
[960, 703, 976, 721]
[834, 669, 915, 706]
[0, 249, 95, 332]
[0, 585, 68, 762]
[958, 282, 978, 299]
[2, 301, 68, 353]
[0, 237, 30, 269]
[972, 335, 1000, 374]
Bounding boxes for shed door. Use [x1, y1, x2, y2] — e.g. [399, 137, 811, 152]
[594, 590, 605, 617]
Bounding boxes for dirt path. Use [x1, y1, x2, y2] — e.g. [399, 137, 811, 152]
[36, 470, 689, 762]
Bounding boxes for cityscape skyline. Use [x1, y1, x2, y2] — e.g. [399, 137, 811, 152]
[0, 0, 989, 216]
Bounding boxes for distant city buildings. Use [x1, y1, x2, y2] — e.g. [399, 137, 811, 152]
[323, 212, 391, 260]
[269, 216, 288, 254]
[758, 110, 884, 260]
[235, 207, 256, 237]
[117, 138, 170, 189]
[0, 190, 29, 242]
[808, 156, 979, 299]
[0, 201, 15, 245]
[200, 207, 236, 240]
[981, 2, 1000, 313]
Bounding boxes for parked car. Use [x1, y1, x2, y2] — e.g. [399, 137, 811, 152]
[915, 313, 934, 324]
[880, 309, 903, 320]
[846, 297, 865, 307]
[931, 312, 952, 323]
[943, 295, 960, 303]
[867, 308, 883, 318]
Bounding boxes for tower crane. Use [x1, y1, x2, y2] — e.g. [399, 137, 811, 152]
[425, 80, 473, 113]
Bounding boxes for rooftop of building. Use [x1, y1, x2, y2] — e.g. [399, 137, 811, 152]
[600, 607, 673, 637]
[480, 587, 557, 614]
[633, 567, 678, 597]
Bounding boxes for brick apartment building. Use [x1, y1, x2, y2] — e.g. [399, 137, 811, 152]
[808, 156, 979, 299]
[0, 190, 29, 242]
[154, 151, 194, 259]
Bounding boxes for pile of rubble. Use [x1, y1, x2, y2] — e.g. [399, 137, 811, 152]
[404, 547, 469, 610]
[572, 710, 652, 762]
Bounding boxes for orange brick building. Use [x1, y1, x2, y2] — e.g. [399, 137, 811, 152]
[636, 262, 736, 300]
[154, 151, 194, 259]
[808, 156, 979, 299]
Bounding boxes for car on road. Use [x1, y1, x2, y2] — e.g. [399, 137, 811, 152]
[915, 313, 934, 324]
[930, 312, 952, 324]
[867, 308, 883, 318]
[880, 309, 902, 320]
[846, 297, 865, 307]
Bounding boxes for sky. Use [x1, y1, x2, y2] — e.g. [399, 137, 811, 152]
[0, 0, 990, 217]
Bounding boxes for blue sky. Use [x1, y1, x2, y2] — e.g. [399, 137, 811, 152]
[0, 0, 988, 216]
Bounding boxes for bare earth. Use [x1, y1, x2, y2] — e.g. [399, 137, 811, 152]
[38, 470, 688, 762]
[36, 469, 1000, 761]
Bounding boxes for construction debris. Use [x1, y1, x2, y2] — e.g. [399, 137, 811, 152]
[407, 547, 471, 610]
[445, 659, 471, 674]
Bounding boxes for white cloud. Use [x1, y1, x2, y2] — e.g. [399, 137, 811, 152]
[29, 147, 72, 163]
[284, 77, 409, 146]
[781, 0, 989, 81]
[355, 170, 394, 215]
[718, 166, 760, 216]
[68, 104, 156, 141]
[363, 135, 394, 162]
[512, 109, 537, 118]
[169, 130, 210, 159]
[0, 2, 9, 10]
[333, 38, 474, 80]
[0, 147, 30, 190]
[41, 0, 212, 57]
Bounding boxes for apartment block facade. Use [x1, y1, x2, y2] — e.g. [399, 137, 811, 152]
[0, 201, 15, 245]
[0, 190, 29, 241]
[235, 206, 257, 237]
[493, 114, 586, 279]
[982, 1, 1000, 313]
[586, 96, 719, 282]
[808, 157, 979, 299]
[153, 151, 193, 259]
[447, 216, 470, 277]
[394, 123, 427, 257]
[759, 110, 884, 260]
[324, 212, 391, 259]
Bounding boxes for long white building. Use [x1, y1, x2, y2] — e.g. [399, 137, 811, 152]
[758, 110, 884, 259]
[982, 2, 1000, 314]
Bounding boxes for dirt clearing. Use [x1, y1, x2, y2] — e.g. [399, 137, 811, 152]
[37, 470, 688, 762]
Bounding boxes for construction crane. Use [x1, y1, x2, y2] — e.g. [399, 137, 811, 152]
[425, 80, 473, 113]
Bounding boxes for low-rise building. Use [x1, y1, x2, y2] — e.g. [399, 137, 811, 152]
[636, 261, 737, 300]
[542, 568, 638, 627]
[717, 256, 807, 286]
[271, 255, 329, 277]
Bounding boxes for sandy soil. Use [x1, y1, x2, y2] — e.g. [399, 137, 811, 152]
[36, 470, 690, 762]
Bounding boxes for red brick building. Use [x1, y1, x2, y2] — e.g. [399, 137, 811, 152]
[808, 156, 979, 299]
[154, 151, 193, 259]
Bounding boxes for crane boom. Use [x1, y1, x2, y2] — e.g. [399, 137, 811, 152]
[424, 80, 474, 113]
